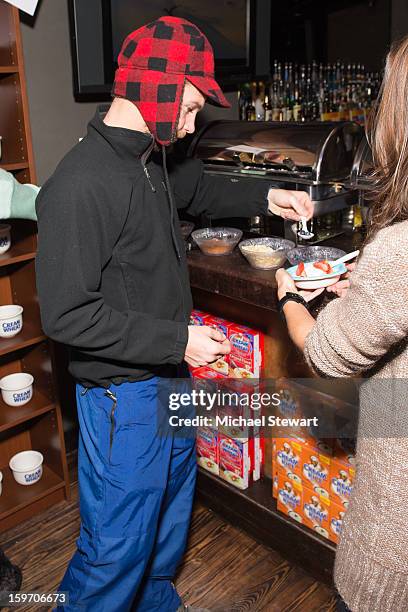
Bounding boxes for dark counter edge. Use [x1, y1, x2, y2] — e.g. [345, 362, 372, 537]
[187, 249, 281, 311]
[196, 468, 335, 586]
[187, 232, 364, 312]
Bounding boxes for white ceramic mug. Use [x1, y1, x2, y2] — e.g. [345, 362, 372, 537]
[0, 372, 34, 406]
[0, 305, 23, 338]
[9, 450, 43, 486]
[0, 224, 11, 254]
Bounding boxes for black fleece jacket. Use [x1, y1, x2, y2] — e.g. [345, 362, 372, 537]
[35, 113, 271, 387]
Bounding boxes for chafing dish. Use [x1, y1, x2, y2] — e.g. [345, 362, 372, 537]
[189, 120, 364, 243]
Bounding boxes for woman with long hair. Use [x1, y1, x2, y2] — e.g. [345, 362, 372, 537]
[276, 37, 408, 612]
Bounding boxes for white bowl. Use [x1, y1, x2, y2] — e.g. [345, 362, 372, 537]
[9, 450, 43, 486]
[286, 262, 347, 290]
[294, 275, 342, 290]
[0, 224, 11, 254]
[0, 470, 2, 496]
[0, 305, 23, 338]
[0, 372, 34, 406]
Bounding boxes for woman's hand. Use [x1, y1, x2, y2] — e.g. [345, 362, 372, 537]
[275, 269, 321, 352]
[326, 263, 356, 298]
[275, 269, 325, 302]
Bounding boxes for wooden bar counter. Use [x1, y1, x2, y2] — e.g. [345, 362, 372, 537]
[188, 247, 313, 380]
[186, 233, 363, 585]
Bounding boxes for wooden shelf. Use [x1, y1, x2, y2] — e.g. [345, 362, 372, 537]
[0, 2, 69, 535]
[0, 162, 29, 171]
[0, 389, 54, 433]
[0, 320, 45, 357]
[0, 249, 36, 268]
[0, 65, 19, 74]
[0, 463, 65, 522]
[0, 220, 37, 268]
[197, 467, 335, 585]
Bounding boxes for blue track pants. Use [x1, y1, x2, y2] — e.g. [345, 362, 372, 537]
[56, 376, 196, 611]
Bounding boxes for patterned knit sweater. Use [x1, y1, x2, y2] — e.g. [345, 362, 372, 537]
[304, 220, 408, 612]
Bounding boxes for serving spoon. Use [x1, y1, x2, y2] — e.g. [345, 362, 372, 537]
[329, 250, 360, 267]
[297, 216, 314, 240]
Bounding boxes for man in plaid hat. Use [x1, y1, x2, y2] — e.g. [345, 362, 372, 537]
[35, 16, 313, 612]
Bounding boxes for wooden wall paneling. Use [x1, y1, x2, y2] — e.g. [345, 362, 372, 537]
[0, 266, 13, 304]
[10, 5, 36, 182]
[47, 341, 71, 498]
[21, 342, 55, 401]
[0, 488, 66, 533]
[7, 220, 37, 256]
[11, 167, 30, 183]
[30, 410, 64, 480]
[0, 73, 28, 165]
[0, 2, 15, 66]
[0, 348, 23, 379]
[0, 343, 54, 401]
[10, 258, 42, 331]
[0, 424, 31, 467]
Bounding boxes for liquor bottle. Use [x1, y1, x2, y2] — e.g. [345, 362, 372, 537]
[284, 81, 293, 121]
[238, 83, 251, 121]
[246, 101, 256, 122]
[272, 59, 279, 82]
[271, 81, 280, 121]
[246, 82, 257, 121]
[278, 79, 285, 121]
[238, 60, 380, 123]
[263, 89, 273, 121]
[292, 78, 302, 121]
[255, 81, 265, 121]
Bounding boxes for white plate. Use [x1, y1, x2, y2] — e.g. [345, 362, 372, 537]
[286, 262, 347, 290]
[294, 275, 341, 290]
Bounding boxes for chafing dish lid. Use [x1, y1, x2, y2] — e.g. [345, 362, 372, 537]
[190, 120, 363, 183]
[349, 134, 374, 189]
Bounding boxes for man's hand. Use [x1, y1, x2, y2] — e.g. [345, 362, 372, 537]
[275, 268, 324, 302]
[326, 263, 356, 298]
[268, 189, 314, 222]
[185, 325, 231, 368]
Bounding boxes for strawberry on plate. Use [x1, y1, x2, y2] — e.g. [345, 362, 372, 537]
[313, 260, 333, 274]
[296, 261, 307, 277]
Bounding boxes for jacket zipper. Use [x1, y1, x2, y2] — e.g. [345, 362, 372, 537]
[104, 389, 118, 462]
[144, 166, 157, 193]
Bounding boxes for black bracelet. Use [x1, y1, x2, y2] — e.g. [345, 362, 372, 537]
[278, 292, 309, 317]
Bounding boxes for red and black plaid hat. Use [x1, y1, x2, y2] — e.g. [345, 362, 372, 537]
[113, 16, 230, 146]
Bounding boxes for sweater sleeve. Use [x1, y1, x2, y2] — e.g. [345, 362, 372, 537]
[0, 168, 39, 221]
[35, 176, 188, 366]
[169, 156, 280, 218]
[304, 222, 408, 378]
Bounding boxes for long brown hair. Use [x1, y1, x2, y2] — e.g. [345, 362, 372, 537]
[367, 36, 408, 239]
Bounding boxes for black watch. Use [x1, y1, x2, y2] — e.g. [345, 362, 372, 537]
[278, 292, 309, 317]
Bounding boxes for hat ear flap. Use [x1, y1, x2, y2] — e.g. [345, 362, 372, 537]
[127, 75, 186, 146]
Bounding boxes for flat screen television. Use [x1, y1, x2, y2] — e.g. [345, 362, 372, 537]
[68, 0, 255, 101]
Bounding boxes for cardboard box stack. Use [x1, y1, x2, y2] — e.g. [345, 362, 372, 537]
[190, 309, 265, 490]
[270, 378, 355, 544]
[273, 435, 355, 544]
[188, 309, 264, 379]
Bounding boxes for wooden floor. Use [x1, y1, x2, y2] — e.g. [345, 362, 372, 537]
[1, 454, 337, 612]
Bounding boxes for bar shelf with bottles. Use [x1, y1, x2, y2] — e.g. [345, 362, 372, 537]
[239, 61, 381, 124]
